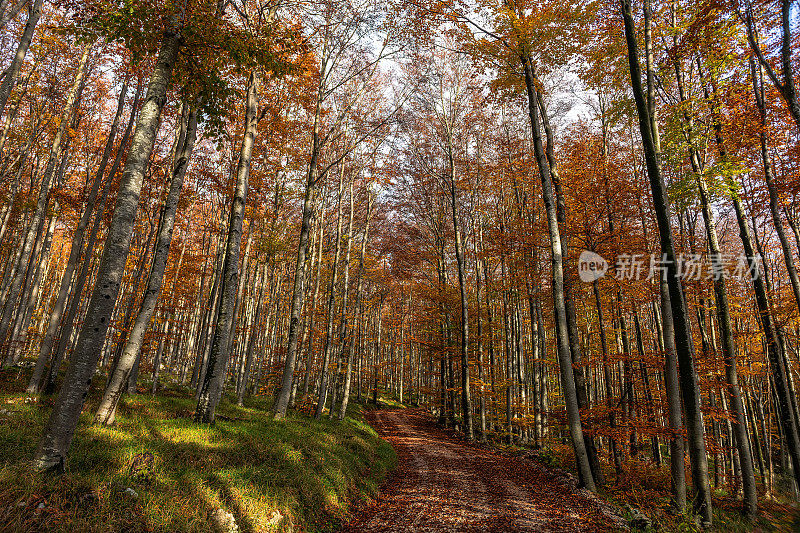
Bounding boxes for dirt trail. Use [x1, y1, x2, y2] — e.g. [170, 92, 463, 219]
[343, 409, 624, 533]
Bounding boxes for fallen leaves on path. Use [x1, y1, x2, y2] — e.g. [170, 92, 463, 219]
[343, 409, 626, 533]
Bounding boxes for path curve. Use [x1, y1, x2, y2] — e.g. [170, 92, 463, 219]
[343, 408, 624, 533]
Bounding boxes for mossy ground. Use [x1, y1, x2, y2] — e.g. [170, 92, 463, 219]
[0, 369, 396, 532]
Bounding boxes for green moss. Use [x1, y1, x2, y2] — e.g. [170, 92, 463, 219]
[0, 391, 395, 532]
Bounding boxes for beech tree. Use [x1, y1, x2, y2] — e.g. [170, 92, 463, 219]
[620, 0, 712, 523]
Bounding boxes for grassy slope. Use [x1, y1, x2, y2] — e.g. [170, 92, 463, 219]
[0, 379, 395, 532]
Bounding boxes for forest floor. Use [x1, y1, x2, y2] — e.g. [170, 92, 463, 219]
[343, 407, 800, 532]
[3, 359, 799, 533]
[342, 408, 627, 532]
[0, 371, 395, 532]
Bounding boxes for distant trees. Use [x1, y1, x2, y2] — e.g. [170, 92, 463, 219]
[273, 0, 397, 419]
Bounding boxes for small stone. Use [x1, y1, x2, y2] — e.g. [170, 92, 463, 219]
[209, 508, 239, 533]
[123, 487, 138, 500]
[36, 502, 45, 510]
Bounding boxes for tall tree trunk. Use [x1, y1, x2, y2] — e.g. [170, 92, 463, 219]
[659, 276, 688, 511]
[447, 149, 473, 441]
[520, 54, 595, 492]
[195, 72, 258, 424]
[620, 0, 712, 523]
[536, 86, 602, 485]
[692, 146, 757, 516]
[315, 166, 346, 419]
[95, 104, 197, 425]
[151, 316, 166, 394]
[335, 179, 362, 420]
[633, 309, 660, 466]
[0, 0, 43, 119]
[273, 84, 326, 418]
[32, 29, 182, 471]
[302, 203, 325, 397]
[0, 106, 39, 244]
[476, 221, 487, 441]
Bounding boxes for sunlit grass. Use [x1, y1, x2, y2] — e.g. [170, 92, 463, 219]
[0, 381, 395, 532]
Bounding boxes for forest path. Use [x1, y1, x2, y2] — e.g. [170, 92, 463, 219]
[342, 408, 624, 533]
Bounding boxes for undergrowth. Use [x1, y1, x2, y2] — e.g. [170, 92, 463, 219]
[0, 373, 395, 532]
[539, 439, 800, 532]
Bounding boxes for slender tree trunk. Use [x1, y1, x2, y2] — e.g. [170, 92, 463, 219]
[32, 29, 182, 471]
[315, 167, 346, 418]
[0, 0, 43, 119]
[11, 208, 55, 362]
[273, 84, 326, 418]
[0, 0, 29, 32]
[476, 222, 487, 441]
[447, 150, 473, 441]
[302, 204, 326, 397]
[693, 148, 757, 516]
[95, 105, 197, 425]
[332, 179, 355, 418]
[535, 88, 602, 483]
[196, 72, 258, 424]
[620, 1, 711, 523]
[192, 220, 225, 392]
[520, 55, 595, 491]
[151, 317, 167, 394]
[107, 216, 157, 384]
[0, 106, 39, 245]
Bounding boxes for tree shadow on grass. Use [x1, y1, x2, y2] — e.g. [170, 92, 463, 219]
[208, 473, 257, 532]
[0, 395, 393, 532]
